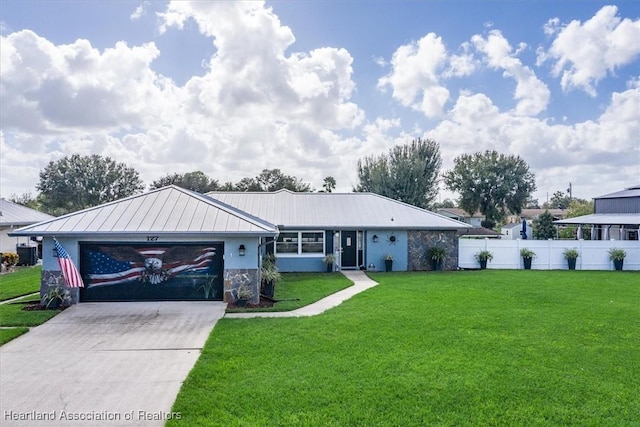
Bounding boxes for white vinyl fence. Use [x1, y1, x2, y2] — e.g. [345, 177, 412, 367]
[459, 239, 639, 271]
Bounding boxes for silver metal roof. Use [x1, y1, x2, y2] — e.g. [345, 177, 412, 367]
[0, 199, 55, 226]
[596, 186, 640, 199]
[207, 190, 472, 230]
[554, 213, 640, 226]
[10, 186, 277, 236]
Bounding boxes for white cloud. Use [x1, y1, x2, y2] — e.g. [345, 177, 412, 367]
[540, 5, 640, 96]
[130, 1, 149, 21]
[472, 30, 550, 116]
[426, 85, 640, 201]
[377, 33, 450, 118]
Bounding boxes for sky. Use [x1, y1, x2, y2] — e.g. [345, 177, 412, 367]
[1, 0, 639, 205]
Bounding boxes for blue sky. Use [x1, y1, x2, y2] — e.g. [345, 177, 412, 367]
[1, 1, 638, 204]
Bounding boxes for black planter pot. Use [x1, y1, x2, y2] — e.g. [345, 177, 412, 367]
[432, 260, 443, 271]
[523, 257, 533, 270]
[567, 258, 577, 270]
[262, 281, 274, 298]
[235, 299, 248, 307]
[613, 259, 624, 271]
[384, 259, 393, 272]
[479, 260, 487, 270]
[326, 263, 333, 273]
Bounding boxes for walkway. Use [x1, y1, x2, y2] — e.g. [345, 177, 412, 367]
[225, 270, 378, 319]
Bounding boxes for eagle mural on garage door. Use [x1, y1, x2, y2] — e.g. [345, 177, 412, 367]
[81, 245, 218, 287]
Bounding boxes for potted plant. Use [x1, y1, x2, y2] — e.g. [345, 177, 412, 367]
[427, 246, 447, 271]
[42, 286, 71, 310]
[235, 283, 254, 307]
[520, 248, 536, 270]
[261, 256, 281, 298]
[474, 250, 493, 270]
[608, 248, 627, 271]
[383, 253, 393, 272]
[323, 253, 336, 273]
[563, 248, 580, 270]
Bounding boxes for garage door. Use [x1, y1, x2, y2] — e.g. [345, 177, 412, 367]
[79, 243, 224, 302]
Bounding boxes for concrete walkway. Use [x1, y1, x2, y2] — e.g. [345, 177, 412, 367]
[0, 301, 226, 427]
[225, 270, 378, 319]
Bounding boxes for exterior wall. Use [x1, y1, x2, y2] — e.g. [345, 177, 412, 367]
[39, 235, 262, 304]
[276, 257, 325, 272]
[366, 230, 408, 272]
[459, 239, 640, 270]
[595, 197, 640, 214]
[407, 230, 459, 271]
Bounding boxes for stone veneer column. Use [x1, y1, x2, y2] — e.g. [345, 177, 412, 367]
[41, 270, 80, 304]
[223, 269, 259, 304]
[407, 230, 459, 271]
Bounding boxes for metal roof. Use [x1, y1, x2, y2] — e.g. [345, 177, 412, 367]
[10, 186, 277, 236]
[596, 186, 640, 199]
[554, 213, 640, 226]
[0, 199, 55, 226]
[206, 190, 472, 230]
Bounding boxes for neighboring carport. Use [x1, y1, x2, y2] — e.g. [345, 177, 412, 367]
[0, 301, 226, 426]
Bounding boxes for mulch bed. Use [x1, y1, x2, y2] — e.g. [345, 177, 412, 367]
[20, 302, 68, 311]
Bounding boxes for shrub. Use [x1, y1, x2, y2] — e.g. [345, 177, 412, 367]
[608, 248, 627, 261]
[2, 252, 19, 267]
[474, 250, 494, 262]
[563, 248, 580, 260]
[520, 248, 536, 259]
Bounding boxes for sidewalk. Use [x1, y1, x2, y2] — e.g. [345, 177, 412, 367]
[225, 270, 378, 319]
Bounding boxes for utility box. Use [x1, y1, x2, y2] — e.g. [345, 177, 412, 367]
[16, 246, 37, 266]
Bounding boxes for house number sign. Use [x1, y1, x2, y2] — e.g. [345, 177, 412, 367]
[147, 236, 159, 241]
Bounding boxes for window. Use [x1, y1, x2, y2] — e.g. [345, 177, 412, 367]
[276, 232, 299, 254]
[276, 231, 324, 255]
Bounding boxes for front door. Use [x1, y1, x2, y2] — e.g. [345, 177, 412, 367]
[341, 231, 357, 269]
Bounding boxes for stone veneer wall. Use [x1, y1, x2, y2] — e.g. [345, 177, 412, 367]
[41, 270, 80, 304]
[223, 268, 259, 304]
[407, 230, 459, 271]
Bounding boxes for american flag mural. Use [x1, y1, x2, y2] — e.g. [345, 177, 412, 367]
[81, 244, 219, 288]
[79, 243, 224, 301]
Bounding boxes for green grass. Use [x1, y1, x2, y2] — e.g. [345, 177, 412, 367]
[227, 272, 352, 312]
[0, 266, 41, 301]
[0, 327, 29, 345]
[0, 297, 61, 327]
[169, 270, 640, 427]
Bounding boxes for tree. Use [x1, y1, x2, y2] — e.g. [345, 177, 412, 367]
[355, 138, 442, 209]
[533, 210, 555, 239]
[433, 198, 456, 209]
[255, 169, 312, 192]
[151, 171, 219, 193]
[9, 192, 40, 210]
[543, 190, 572, 209]
[220, 169, 312, 192]
[36, 154, 144, 215]
[558, 199, 595, 239]
[322, 176, 336, 193]
[443, 150, 536, 229]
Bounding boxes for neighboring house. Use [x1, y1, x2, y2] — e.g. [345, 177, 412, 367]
[10, 186, 471, 305]
[436, 208, 485, 227]
[555, 185, 640, 240]
[514, 209, 566, 222]
[0, 199, 55, 259]
[458, 227, 502, 239]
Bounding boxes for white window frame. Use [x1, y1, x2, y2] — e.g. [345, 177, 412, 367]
[275, 230, 325, 257]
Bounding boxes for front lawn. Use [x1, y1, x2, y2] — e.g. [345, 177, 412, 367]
[0, 297, 61, 327]
[0, 265, 41, 301]
[0, 327, 29, 345]
[227, 272, 352, 312]
[170, 270, 639, 426]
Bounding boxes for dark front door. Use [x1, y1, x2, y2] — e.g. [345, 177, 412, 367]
[79, 242, 224, 301]
[341, 231, 357, 269]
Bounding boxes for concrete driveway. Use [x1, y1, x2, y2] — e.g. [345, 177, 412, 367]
[0, 301, 226, 426]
